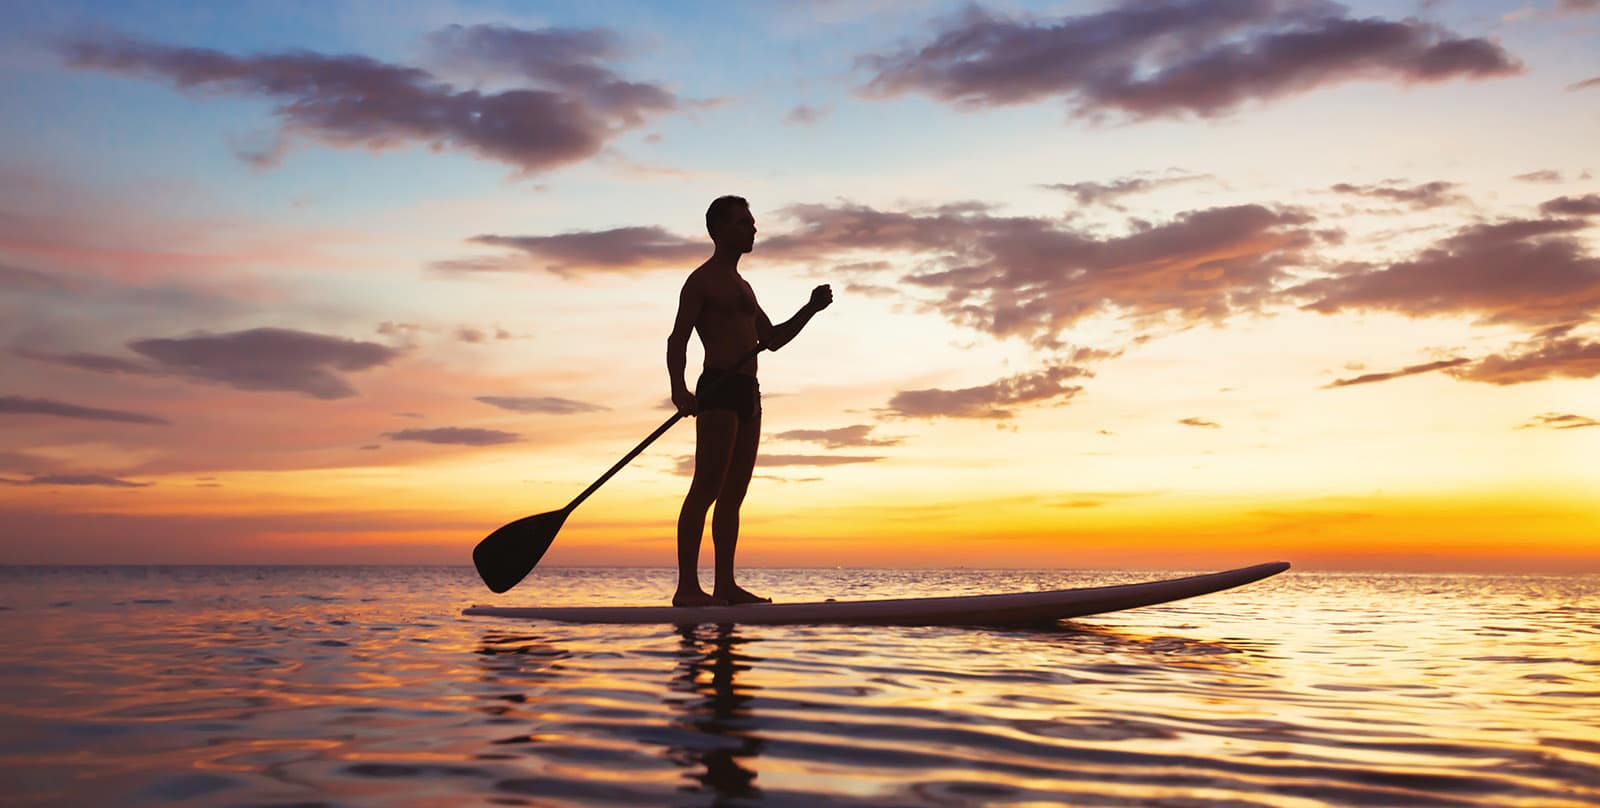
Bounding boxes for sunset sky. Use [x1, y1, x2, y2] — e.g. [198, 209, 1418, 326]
[2, 0, 1596, 572]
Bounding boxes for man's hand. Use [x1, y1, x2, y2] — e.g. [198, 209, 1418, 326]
[672, 388, 697, 417]
[808, 284, 833, 312]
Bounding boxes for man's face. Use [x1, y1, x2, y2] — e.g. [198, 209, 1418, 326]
[716, 206, 757, 253]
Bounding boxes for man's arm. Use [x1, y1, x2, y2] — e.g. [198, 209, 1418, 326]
[667, 276, 703, 414]
[759, 284, 832, 351]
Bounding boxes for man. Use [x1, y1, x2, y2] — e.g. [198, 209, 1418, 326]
[666, 195, 832, 606]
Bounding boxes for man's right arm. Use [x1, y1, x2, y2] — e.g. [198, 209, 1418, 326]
[667, 277, 701, 414]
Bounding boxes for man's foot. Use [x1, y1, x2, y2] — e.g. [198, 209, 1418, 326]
[713, 584, 772, 605]
[672, 589, 728, 607]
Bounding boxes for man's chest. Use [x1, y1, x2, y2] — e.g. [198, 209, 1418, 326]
[702, 280, 757, 316]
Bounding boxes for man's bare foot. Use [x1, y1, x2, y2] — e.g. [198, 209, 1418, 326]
[713, 584, 772, 605]
[672, 589, 728, 607]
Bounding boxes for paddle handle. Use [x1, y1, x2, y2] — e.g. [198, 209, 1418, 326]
[566, 343, 767, 513]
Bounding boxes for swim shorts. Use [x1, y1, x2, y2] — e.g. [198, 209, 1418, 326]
[695, 369, 761, 422]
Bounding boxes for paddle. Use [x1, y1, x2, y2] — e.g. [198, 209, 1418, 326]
[473, 343, 769, 593]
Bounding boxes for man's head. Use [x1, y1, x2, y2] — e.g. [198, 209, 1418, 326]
[706, 195, 755, 253]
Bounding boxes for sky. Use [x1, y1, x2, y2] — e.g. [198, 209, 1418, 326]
[1, 0, 1596, 572]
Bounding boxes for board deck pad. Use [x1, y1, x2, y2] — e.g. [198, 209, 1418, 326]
[463, 561, 1290, 626]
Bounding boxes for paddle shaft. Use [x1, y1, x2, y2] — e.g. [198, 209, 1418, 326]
[565, 343, 766, 513]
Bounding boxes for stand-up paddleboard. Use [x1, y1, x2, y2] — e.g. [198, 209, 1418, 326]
[463, 561, 1290, 626]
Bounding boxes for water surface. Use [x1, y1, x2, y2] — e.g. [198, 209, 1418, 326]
[1, 566, 1596, 806]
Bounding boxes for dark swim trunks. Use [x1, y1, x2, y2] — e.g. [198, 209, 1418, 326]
[695, 369, 761, 422]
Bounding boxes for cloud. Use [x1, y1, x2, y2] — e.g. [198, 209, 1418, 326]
[127, 327, 400, 399]
[8, 473, 152, 488]
[1325, 357, 1472, 387]
[0, 263, 69, 291]
[1569, 76, 1600, 92]
[62, 25, 677, 175]
[1178, 417, 1221, 428]
[882, 362, 1089, 420]
[1329, 180, 1465, 210]
[1513, 170, 1562, 183]
[764, 200, 1317, 347]
[1517, 412, 1599, 430]
[475, 395, 610, 415]
[0, 395, 170, 425]
[1294, 218, 1600, 327]
[384, 427, 521, 446]
[672, 452, 884, 475]
[444, 226, 704, 275]
[1559, 0, 1600, 13]
[859, 1, 1519, 120]
[13, 346, 158, 375]
[1041, 172, 1210, 208]
[771, 424, 903, 448]
[1539, 194, 1600, 217]
[786, 104, 830, 124]
[1456, 336, 1600, 384]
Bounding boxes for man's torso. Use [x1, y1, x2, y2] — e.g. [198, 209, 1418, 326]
[691, 266, 760, 375]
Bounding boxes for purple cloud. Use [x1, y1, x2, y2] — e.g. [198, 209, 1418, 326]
[14, 473, 152, 488]
[0, 395, 170, 425]
[384, 427, 521, 446]
[1539, 194, 1600, 217]
[448, 227, 705, 275]
[14, 346, 158, 375]
[883, 362, 1090, 420]
[1329, 180, 1465, 210]
[128, 327, 400, 400]
[1294, 218, 1600, 327]
[1042, 173, 1210, 208]
[1513, 170, 1562, 183]
[62, 26, 677, 175]
[860, 1, 1519, 120]
[475, 396, 610, 415]
[1457, 336, 1600, 385]
[772, 425, 903, 449]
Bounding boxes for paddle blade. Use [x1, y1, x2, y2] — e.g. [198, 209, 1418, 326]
[473, 510, 569, 593]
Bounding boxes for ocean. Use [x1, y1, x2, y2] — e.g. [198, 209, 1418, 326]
[0, 565, 1595, 807]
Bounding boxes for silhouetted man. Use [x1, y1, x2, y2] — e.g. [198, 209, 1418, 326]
[667, 196, 831, 606]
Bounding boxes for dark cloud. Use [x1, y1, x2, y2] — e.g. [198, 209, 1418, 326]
[447, 226, 704, 275]
[62, 25, 677, 175]
[1539, 194, 1600, 217]
[14, 346, 158, 375]
[0, 395, 170, 425]
[1513, 170, 1562, 183]
[1456, 336, 1600, 385]
[128, 327, 399, 400]
[1559, 0, 1600, 13]
[771, 424, 903, 449]
[455, 327, 485, 343]
[16, 473, 152, 488]
[0, 263, 69, 291]
[1569, 76, 1600, 92]
[384, 427, 521, 446]
[859, 1, 1518, 120]
[475, 395, 610, 415]
[764, 201, 1316, 347]
[883, 362, 1089, 420]
[786, 104, 829, 124]
[1325, 357, 1472, 387]
[1294, 218, 1600, 327]
[1517, 412, 1599, 430]
[672, 453, 884, 476]
[1178, 417, 1221, 428]
[1329, 180, 1465, 210]
[1042, 173, 1210, 208]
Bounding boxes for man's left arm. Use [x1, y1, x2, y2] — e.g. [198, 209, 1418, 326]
[759, 284, 832, 350]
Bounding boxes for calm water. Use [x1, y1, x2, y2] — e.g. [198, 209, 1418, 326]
[0, 566, 1596, 807]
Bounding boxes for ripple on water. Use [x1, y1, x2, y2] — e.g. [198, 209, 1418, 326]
[1, 566, 1597, 807]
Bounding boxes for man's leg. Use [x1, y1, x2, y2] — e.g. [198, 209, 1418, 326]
[712, 408, 768, 604]
[675, 410, 738, 607]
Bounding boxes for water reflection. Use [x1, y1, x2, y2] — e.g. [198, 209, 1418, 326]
[666, 623, 765, 804]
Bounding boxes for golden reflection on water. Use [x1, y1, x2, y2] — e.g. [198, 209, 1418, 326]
[1, 566, 1597, 806]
